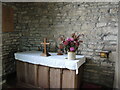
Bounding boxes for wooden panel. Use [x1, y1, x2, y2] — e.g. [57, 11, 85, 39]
[2, 5, 14, 32]
[28, 63, 38, 86]
[16, 61, 21, 82]
[16, 60, 84, 89]
[62, 69, 76, 88]
[38, 65, 49, 88]
[50, 68, 62, 88]
[24, 62, 29, 83]
[16, 61, 27, 83]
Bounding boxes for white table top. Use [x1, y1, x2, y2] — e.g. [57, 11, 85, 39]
[14, 51, 85, 74]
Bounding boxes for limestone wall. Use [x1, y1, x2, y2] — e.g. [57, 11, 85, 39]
[2, 3, 20, 78]
[0, 1, 2, 87]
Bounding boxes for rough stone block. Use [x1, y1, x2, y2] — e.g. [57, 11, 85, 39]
[101, 62, 113, 67]
[96, 22, 107, 27]
[110, 8, 118, 14]
[103, 45, 116, 51]
[81, 23, 95, 30]
[103, 26, 118, 35]
[104, 35, 117, 41]
[109, 51, 117, 62]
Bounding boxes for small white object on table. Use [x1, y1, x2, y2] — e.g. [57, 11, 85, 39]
[14, 51, 85, 74]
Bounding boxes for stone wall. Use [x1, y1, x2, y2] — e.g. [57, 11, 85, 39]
[0, 1, 2, 87]
[15, 3, 118, 53]
[4, 2, 118, 88]
[2, 3, 20, 78]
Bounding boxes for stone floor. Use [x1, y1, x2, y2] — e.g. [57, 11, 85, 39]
[2, 72, 111, 90]
[2, 73, 18, 89]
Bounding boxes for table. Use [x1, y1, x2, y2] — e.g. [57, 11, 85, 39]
[15, 51, 85, 89]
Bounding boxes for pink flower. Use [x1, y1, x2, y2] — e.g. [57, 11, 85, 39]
[67, 38, 74, 41]
[70, 42, 75, 46]
[67, 38, 71, 41]
[70, 38, 74, 41]
[70, 47, 75, 52]
[63, 41, 68, 45]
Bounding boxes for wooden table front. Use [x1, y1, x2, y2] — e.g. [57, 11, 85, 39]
[16, 60, 84, 89]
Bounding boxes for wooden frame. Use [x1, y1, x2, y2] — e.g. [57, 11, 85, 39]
[2, 5, 14, 32]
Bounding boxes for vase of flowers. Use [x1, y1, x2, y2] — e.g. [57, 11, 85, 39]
[59, 32, 83, 60]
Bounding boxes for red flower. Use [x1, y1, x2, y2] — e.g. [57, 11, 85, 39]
[75, 42, 79, 46]
[67, 38, 74, 41]
[63, 41, 68, 45]
[70, 41, 74, 45]
[59, 44, 64, 49]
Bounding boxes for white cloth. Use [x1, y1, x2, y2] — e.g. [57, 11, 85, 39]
[14, 51, 85, 74]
